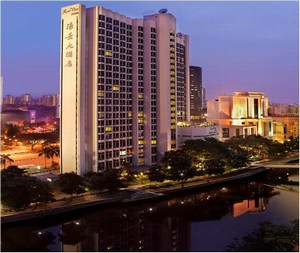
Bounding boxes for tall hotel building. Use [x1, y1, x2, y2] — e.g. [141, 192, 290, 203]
[60, 4, 190, 175]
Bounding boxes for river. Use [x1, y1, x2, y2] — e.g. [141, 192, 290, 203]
[1, 168, 299, 252]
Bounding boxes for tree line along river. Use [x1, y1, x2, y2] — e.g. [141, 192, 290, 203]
[1, 168, 299, 252]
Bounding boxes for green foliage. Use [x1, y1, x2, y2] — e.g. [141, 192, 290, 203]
[1, 165, 26, 183]
[84, 169, 123, 192]
[147, 165, 165, 184]
[182, 138, 233, 170]
[1, 166, 54, 211]
[18, 132, 59, 150]
[162, 150, 196, 186]
[284, 136, 299, 150]
[84, 172, 105, 191]
[57, 172, 85, 196]
[227, 219, 299, 252]
[225, 135, 291, 161]
[119, 162, 135, 183]
[203, 159, 225, 175]
[38, 145, 59, 169]
[1, 177, 34, 210]
[101, 169, 123, 191]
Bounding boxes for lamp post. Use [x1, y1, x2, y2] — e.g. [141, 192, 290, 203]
[180, 172, 184, 187]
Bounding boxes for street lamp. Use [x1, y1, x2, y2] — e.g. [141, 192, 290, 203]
[180, 172, 184, 187]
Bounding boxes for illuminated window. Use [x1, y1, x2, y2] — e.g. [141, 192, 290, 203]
[139, 149, 144, 154]
[171, 101, 176, 105]
[105, 126, 112, 132]
[98, 91, 104, 97]
[138, 112, 144, 117]
[151, 140, 156, 145]
[119, 150, 127, 156]
[112, 86, 119, 91]
[138, 93, 143, 99]
[138, 158, 144, 163]
[138, 140, 144, 145]
[138, 119, 144, 124]
[128, 112, 132, 117]
[105, 51, 112, 57]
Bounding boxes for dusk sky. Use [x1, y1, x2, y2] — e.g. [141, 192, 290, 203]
[1, 1, 299, 103]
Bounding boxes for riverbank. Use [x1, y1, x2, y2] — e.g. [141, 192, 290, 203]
[1, 166, 269, 225]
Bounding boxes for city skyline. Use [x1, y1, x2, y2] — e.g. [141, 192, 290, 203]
[2, 1, 299, 103]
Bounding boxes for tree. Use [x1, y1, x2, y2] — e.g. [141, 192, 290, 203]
[147, 165, 165, 185]
[182, 138, 231, 169]
[0, 154, 14, 169]
[227, 219, 299, 252]
[1, 176, 33, 211]
[119, 162, 135, 183]
[203, 159, 225, 176]
[1, 165, 26, 183]
[84, 172, 105, 191]
[30, 179, 55, 205]
[101, 169, 123, 191]
[57, 172, 85, 197]
[38, 147, 53, 169]
[49, 145, 59, 164]
[1, 167, 54, 211]
[228, 154, 249, 170]
[162, 150, 196, 187]
[6, 124, 20, 138]
[18, 132, 59, 150]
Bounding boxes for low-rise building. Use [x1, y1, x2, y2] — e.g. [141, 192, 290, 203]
[177, 122, 219, 145]
[207, 92, 273, 141]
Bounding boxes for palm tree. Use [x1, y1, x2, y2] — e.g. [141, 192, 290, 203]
[0, 154, 14, 169]
[38, 147, 53, 169]
[49, 145, 60, 168]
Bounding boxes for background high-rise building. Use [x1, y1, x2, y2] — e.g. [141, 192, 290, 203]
[60, 4, 190, 174]
[190, 66, 205, 123]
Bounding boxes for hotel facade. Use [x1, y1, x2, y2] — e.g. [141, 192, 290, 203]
[60, 4, 190, 175]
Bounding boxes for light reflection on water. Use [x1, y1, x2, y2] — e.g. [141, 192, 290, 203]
[1, 168, 299, 252]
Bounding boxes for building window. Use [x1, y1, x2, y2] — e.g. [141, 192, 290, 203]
[222, 128, 229, 138]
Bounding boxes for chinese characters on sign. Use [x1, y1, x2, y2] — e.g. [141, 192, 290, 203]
[64, 22, 74, 68]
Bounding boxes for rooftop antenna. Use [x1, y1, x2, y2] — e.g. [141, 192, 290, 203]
[159, 8, 168, 14]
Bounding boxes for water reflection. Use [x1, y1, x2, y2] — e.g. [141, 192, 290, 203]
[1, 169, 299, 252]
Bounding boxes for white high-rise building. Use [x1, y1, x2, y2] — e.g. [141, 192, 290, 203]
[60, 4, 190, 175]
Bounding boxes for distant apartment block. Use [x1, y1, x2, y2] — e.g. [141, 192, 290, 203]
[207, 92, 273, 140]
[60, 4, 190, 174]
[2, 94, 59, 107]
